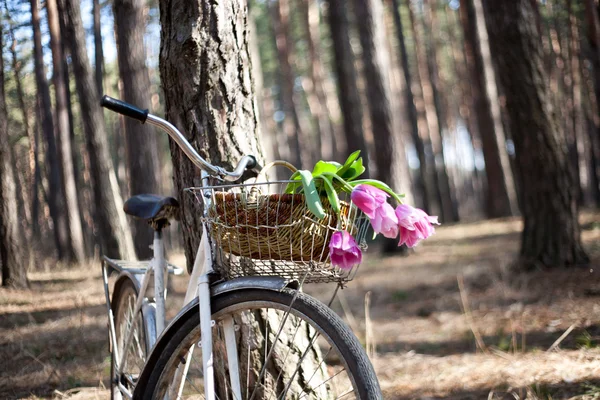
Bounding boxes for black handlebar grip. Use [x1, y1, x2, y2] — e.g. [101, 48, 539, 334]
[246, 155, 258, 170]
[100, 95, 149, 123]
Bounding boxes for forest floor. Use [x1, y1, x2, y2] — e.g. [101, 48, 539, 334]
[1, 211, 600, 399]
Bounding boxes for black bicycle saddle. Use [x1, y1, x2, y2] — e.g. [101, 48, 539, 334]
[123, 194, 180, 223]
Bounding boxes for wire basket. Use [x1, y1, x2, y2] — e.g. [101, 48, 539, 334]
[187, 179, 370, 284]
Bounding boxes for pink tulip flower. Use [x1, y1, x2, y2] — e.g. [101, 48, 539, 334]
[395, 204, 439, 248]
[351, 184, 398, 238]
[351, 184, 388, 219]
[329, 231, 362, 270]
[371, 202, 399, 238]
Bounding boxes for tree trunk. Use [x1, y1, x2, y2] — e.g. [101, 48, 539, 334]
[484, 0, 589, 268]
[422, 0, 458, 222]
[159, 0, 325, 392]
[1, 21, 29, 288]
[584, 0, 600, 205]
[326, 0, 370, 169]
[391, 0, 431, 212]
[31, 0, 74, 261]
[301, 0, 336, 161]
[5, 7, 34, 228]
[114, 0, 161, 259]
[58, 0, 137, 260]
[93, 0, 104, 95]
[270, 0, 307, 168]
[47, 0, 86, 263]
[248, 8, 279, 163]
[460, 0, 519, 218]
[353, 0, 412, 254]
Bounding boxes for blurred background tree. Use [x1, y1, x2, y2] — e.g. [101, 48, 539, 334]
[1, 0, 599, 286]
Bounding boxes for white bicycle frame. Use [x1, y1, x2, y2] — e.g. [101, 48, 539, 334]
[103, 106, 252, 400]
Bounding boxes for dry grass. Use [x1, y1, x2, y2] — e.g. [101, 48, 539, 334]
[1, 211, 599, 399]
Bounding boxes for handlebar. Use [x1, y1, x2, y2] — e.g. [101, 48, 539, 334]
[100, 95, 260, 181]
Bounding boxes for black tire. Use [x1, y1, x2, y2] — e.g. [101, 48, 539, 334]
[111, 277, 151, 400]
[139, 288, 382, 399]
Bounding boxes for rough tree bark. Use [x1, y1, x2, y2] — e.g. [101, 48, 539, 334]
[114, 0, 161, 259]
[47, 0, 86, 263]
[1, 21, 29, 288]
[59, 0, 137, 260]
[159, 0, 325, 394]
[31, 0, 74, 261]
[326, 0, 370, 169]
[484, 0, 589, 268]
[460, 0, 519, 218]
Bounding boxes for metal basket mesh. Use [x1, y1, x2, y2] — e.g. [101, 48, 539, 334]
[187, 181, 370, 284]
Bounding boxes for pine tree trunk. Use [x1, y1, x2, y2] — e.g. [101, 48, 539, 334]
[460, 0, 519, 218]
[391, 0, 431, 212]
[31, 0, 74, 261]
[353, 0, 412, 254]
[422, 0, 458, 222]
[159, 0, 325, 392]
[6, 9, 34, 228]
[47, 0, 86, 263]
[93, 0, 104, 95]
[1, 22, 29, 288]
[301, 0, 336, 161]
[114, 0, 161, 259]
[270, 0, 307, 168]
[326, 0, 370, 169]
[484, 0, 589, 268]
[584, 0, 600, 205]
[58, 0, 137, 260]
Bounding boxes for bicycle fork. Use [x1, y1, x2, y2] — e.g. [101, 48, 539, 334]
[175, 230, 242, 400]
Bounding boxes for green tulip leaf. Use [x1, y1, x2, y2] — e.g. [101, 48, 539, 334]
[284, 171, 303, 194]
[298, 170, 325, 219]
[339, 156, 365, 181]
[312, 161, 341, 177]
[336, 150, 362, 177]
[321, 177, 341, 214]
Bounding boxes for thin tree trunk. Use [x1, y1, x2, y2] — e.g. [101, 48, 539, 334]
[407, 1, 445, 219]
[1, 21, 29, 288]
[31, 0, 73, 261]
[422, 0, 458, 222]
[460, 0, 519, 217]
[484, 0, 588, 268]
[5, 4, 33, 227]
[326, 0, 370, 169]
[391, 0, 431, 212]
[248, 8, 278, 163]
[353, 0, 413, 254]
[58, 0, 137, 260]
[47, 0, 86, 263]
[301, 0, 336, 161]
[93, 0, 104, 95]
[270, 0, 306, 168]
[114, 0, 161, 259]
[584, 0, 600, 205]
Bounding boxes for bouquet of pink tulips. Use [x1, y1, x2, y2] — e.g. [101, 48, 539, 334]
[286, 151, 439, 270]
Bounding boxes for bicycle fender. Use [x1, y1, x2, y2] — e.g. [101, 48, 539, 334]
[132, 276, 298, 399]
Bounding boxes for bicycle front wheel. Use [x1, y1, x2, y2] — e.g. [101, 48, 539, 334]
[139, 288, 381, 399]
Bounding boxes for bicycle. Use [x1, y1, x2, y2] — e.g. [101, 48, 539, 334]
[100, 95, 382, 399]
